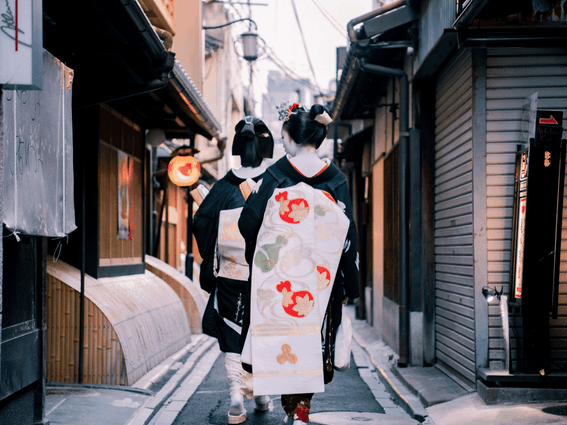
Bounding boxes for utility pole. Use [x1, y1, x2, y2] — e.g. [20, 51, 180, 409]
[248, 0, 254, 114]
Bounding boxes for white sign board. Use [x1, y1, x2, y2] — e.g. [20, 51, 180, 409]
[522, 92, 538, 145]
[2, 50, 76, 237]
[0, 0, 42, 89]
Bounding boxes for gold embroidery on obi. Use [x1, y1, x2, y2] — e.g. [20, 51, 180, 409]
[293, 294, 315, 316]
[217, 208, 249, 280]
[277, 344, 298, 364]
[288, 201, 309, 222]
[222, 221, 241, 241]
[219, 255, 244, 279]
[281, 288, 294, 307]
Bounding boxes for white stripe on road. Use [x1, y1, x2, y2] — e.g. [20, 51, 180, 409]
[46, 398, 67, 416]
[149, 344, 222, 425]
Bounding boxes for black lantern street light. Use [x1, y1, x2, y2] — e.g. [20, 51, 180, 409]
[203, 17, 259, 62]
[241, 31, 259, 61]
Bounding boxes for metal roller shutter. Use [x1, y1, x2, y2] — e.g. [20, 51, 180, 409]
[434, 48, 476, 386]
[485, 47, 567, 371]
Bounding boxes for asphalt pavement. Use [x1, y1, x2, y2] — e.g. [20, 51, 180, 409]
[164, 337, 419, 425]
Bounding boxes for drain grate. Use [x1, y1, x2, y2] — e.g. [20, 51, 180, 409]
[542, 406, 567, 416]
[47, 388, 96, 397]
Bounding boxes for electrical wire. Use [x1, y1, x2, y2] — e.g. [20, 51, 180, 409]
[313, 0, 343, 30]
[263, 55, 318, 91]
[203, 17, 257, 30]
[308, 0, 346, 37]
[289, 0, 323, 96]
[257, 36, 323, 93]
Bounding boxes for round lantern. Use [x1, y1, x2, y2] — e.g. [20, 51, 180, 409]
[168, 155, 200, 186]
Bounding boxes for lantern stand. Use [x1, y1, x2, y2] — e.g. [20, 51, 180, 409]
[169, 143, 200, 281]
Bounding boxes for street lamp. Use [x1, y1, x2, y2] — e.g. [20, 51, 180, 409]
[203, 18, 260, 63]
[241, 31, 259, 61]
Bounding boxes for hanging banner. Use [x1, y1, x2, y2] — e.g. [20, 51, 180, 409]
[0, 0, 43, 89]
[117, 150, 131, 239]
[2, 50, 75, 237]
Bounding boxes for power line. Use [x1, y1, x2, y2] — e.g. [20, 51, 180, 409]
[309, 0, 346, 38]
[312, 0, 343, 30]
[258, 38, 322, 92]
[263, 54, 318, 92]
[289, 0, 323, 96]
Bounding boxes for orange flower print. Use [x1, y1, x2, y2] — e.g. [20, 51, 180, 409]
[275, 191, 310, 224]
[276, 281, 314, 318]
[317, 266, 331, 291]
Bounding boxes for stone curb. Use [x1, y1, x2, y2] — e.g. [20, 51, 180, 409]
[132, 334, 208, 390]
[346, 307, 429, 423]
[352, 333, 429, 422]
[127, 335, 217, 425]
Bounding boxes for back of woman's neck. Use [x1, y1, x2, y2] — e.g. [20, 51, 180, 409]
[233, 165, 264, 179]
[287, 149, 327, 178]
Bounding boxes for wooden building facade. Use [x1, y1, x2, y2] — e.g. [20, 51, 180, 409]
[332, 0, 567, 400]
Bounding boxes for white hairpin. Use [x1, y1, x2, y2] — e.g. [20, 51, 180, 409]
[314, 111, 332, 126]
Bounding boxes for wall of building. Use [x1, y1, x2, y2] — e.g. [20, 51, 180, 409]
[433, 48, 476, 387]
[372, 158, 385, 332]
[99, 105, 144, 267]
[484, 46, 567, 370]
[173, 0, 203, 91]
[417, 0, 456, 69]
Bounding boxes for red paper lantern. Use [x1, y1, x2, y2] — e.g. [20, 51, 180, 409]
[168, 155, 200, 186]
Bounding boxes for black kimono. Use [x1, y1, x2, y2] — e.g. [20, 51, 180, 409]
[237, 156, 360, 379]
[194, 170, 262, 353]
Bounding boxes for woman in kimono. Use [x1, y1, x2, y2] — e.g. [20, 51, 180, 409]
[193, 116, 274, 424]
[238, 104, 360, 425]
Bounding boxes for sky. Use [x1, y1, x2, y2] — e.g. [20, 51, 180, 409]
[224, 0, 374, 111]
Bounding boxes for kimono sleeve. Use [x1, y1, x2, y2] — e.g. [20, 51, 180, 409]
[238, 177, 276, 267]
[335, 184, 361, 300]
[193, 185, 223, 293]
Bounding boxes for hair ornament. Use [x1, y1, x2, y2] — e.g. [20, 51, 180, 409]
[314, 110, 333, 126]
[276, 102, 303, 122]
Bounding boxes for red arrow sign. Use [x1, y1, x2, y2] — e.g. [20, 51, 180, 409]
[540, 115, 558, 125]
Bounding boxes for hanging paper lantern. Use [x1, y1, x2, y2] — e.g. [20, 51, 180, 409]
[168, 155, 200, 186]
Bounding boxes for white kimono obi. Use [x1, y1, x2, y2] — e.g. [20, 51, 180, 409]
[216, 207, 249, 282]
[241, 182, 349, 395]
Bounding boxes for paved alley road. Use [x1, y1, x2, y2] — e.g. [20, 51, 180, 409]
[167, 341, 420, 425]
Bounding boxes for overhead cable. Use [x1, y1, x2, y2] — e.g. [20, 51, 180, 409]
[289, 0, 323, 96]
[309, 0, 346, 37]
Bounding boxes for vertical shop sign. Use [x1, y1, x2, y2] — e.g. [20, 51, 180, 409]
[0, 0, 43, 89]
[117, 151, 130, 239]
[512, 151, 528, 299]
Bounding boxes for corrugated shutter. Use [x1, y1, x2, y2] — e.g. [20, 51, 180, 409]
[485, 47, 567, 370]
[434, 48, 476, 386]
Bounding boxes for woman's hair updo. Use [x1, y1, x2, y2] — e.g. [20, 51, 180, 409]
[233, 116, 274, 167]
[282, 104, 333, 149]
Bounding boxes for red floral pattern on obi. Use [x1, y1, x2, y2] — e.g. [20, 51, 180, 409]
[276, 281, 314, 318]
[275, 191, 310, 224]
[317, 266, 331, 291]
[321, 190, 336, 204]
